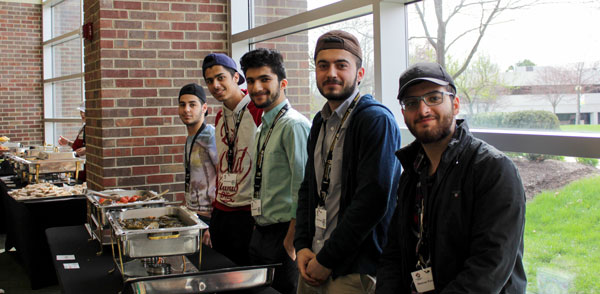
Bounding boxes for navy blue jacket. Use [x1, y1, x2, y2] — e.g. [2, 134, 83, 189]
[294, 94, 402, 278]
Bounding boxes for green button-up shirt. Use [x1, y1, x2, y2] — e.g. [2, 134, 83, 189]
[252, 99, 311, 226]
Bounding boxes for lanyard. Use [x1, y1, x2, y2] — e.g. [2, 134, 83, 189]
[185, 123, 207, 186]
[415, 176, 431, 270]
[318, 93, 361, 206]
[223, 104, 246, 172]
[253, 104, 289, 199]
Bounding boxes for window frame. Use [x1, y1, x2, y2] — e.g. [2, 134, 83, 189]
[42, 0, 84, 146]
[230, 0, 600, 158]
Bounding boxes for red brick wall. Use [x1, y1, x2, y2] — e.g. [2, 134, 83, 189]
[83, 0, 227, 201]
[0, 1, 43, 146]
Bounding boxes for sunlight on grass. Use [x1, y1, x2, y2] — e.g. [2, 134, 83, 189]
[560, 125, 600, 132]
[525, 175, 600, 293]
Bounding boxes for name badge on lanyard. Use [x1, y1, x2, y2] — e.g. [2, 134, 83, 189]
[251, 199, 262, 216]
[315, 206, 327, 229]
[411, 267, 435, 293]
[221, 173, 236, 189]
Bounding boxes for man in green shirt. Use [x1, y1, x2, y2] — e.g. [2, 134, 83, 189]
[240, 48, 311, 294]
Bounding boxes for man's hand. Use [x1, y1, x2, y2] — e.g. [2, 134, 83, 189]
[202, 230, 212, 248]
[306, 257, 332, 285]
[283, 229, 296, 261]
[283, 219, 296, 261]
[296, 248, 319, 286]
[58, 136, 70, 146]
[75, 147, 85, 157]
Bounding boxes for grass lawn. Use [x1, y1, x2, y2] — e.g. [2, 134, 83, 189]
[560, 124, 600, 132]
[524, 175, 600, 293]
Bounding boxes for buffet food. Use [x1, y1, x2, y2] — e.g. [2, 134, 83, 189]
[0, 136, 9, 142]
[8, 182, 87, 200]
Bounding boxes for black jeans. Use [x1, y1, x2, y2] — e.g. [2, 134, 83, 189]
[209, 208, 255, 266]
[249, 222, 298, 294]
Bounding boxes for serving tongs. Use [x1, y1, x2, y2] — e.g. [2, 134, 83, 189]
[90, 190, 121, 201]
[141, 189, 170, 201]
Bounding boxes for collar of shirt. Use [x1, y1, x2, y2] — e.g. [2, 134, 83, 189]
[223, 94, 250, 118]
[261, 99, 289, 127]
[320, 88, 360, 121]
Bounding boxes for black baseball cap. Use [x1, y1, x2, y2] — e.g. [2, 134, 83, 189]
[202, 53, 245, 85]
[398, 62, 456, 100]
[179, 83, 206, 103]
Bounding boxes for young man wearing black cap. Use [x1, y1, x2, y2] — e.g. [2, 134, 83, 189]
[240, 48, 311, 294]
[178, 83, 218, 239]
[376, 63, 526, 293]
[294, 30, 402, 293]
[202, 53, 262, 266]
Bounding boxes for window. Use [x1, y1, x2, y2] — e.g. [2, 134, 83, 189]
[42, 0, 84, 146]
[232, 1, 600, 292]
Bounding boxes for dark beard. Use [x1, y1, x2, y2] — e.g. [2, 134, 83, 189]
[318, 74, 358, 101]
[253, 88, 280, 109]
[409, 113, 454, 144]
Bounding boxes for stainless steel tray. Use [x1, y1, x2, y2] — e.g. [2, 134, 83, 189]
[86, 190, 173, 246]
[126, 266, 276, 294]
[107, 206, 208, 258]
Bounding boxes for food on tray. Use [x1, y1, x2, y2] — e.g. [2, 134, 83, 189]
[119, 215, 185, 230]
[0, 136, 9, 142]
[98, 195, 142, 205]
[0, 146, 8, 151]
[8, 182, 87, 200]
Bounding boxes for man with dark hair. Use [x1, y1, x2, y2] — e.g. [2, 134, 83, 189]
[178, 83, 218, 235]
[240, 48, 311, 294]
[376, 62, 526, 293]
[202, 53, 262, 266]
[294, 30, 402, 294]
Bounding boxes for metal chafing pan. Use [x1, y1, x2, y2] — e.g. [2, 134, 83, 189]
[107, 206, 208, 258]
[86, 190, 173, 246]
[124, 266, 276, 294]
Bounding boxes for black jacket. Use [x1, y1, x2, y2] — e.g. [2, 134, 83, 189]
[377, 120, 527, 293]
[294, 95, 402, 278]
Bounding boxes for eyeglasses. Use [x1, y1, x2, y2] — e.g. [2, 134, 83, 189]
[398, 91, 454, 111]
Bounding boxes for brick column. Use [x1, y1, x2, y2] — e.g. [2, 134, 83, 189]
[83, 0, 227, 201]
[0, 1, 43, 146]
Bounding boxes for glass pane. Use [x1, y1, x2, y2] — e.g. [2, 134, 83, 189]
[252, 15, 373, 119]
[52, 122, 84, 147]
[52, 79, 82, 118]
[52, 0, 81, 37]
[53, 37, 82, 77]
[406, 1, 600, 133]
[252, 0, 341, 28]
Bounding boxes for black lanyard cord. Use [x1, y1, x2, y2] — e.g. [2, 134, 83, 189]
[185, 123, 207, 182]
[223, 104, 247, 172]
[253, 104, 290, 199]
[318, 93, 361, 206]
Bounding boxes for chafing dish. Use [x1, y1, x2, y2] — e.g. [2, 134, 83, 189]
[8, 154, 84, 183]
[107, 206, 207, 259]
[38, 151, 75, 160]
[124, 266, 276, 294]
[86, 190, 173, 246]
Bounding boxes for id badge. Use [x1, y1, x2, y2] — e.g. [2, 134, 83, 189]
[315, 207, 327, 229]
[251, 199, 262, 216]
[221, 173, 237, 188]
[411, 267, 435, 293]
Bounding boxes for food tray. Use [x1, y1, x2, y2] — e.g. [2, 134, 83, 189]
[125, 266, 276, 294]
[107, 206, 208, 258]
[38, 151, 75, 160]
[86, 190, 172, 245]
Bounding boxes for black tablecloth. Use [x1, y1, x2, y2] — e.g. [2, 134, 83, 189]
[46, 225, 279, 294]
[1, 184, 87, 289]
